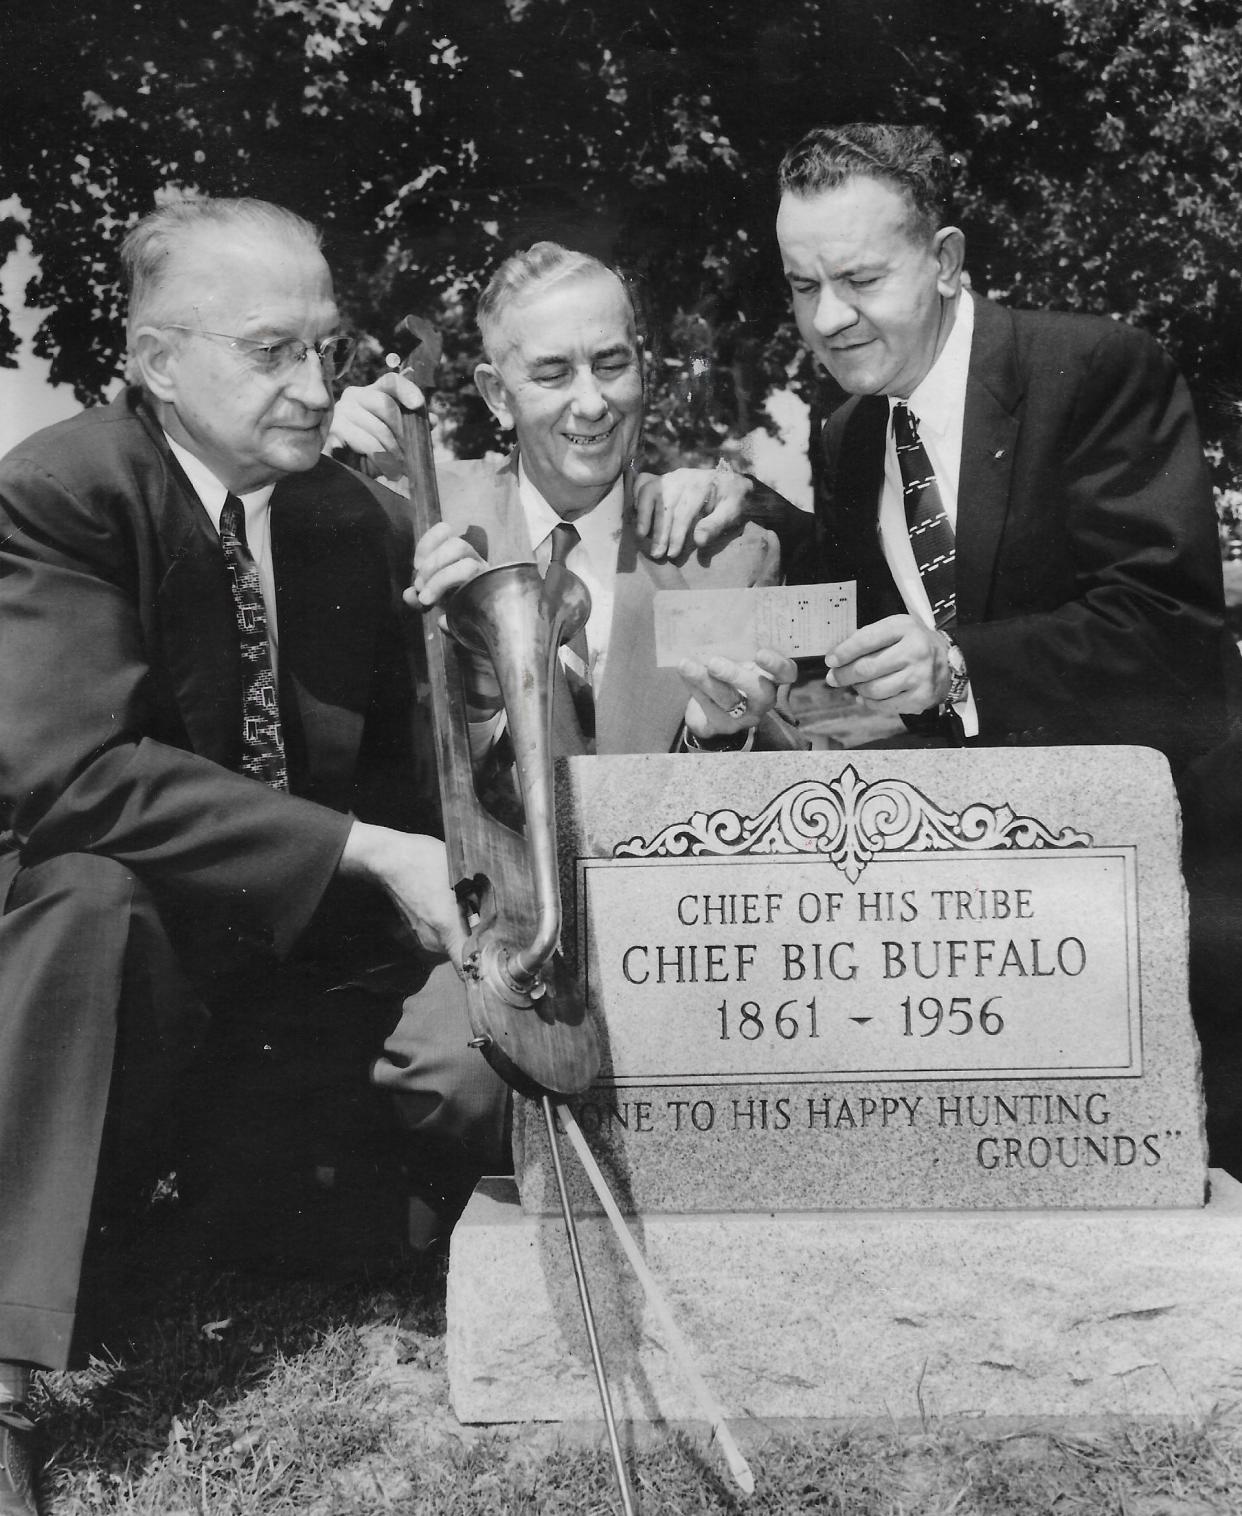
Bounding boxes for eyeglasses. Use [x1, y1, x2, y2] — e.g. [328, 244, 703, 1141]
[162, 326, 357, 382]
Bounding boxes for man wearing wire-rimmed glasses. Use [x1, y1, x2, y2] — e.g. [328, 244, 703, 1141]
[0, 196, 496, 1513]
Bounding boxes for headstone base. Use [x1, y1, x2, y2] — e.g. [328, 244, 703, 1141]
[447, 1174, 1242, 1426]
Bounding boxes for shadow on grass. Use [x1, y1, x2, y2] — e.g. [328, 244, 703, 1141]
[31, 1065, 451, 1511]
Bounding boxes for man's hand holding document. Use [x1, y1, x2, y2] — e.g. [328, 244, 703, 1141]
[655, 581, 856, 668]
[655, 582, 856, 749]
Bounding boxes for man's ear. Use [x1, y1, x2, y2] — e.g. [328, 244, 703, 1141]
[130, 326, 181, 402]
[933, 226, 967, 298]
[474, 362, 515, 431]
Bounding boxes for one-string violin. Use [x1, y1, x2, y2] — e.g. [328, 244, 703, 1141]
[394, 316, 753, 1508]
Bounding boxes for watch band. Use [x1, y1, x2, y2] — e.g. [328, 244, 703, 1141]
[941, 631, 970, 707]
[681, 725, 751, 752]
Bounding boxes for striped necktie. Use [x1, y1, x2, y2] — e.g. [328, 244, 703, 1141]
[893, 401, 956, 629]
[547, 521, 596, 742]
[219, 494, 288, 790]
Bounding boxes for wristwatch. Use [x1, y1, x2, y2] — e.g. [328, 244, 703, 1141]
[941, 632, 970, 707]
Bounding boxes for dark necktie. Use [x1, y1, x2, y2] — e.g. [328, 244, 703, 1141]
[893, 401, 956, 629]
[547, 522, 596, 742]
[219, 494, 288, 790]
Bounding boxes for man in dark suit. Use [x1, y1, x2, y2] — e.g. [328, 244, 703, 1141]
[776, 123, 1227, 773]
[0, 197, 498, 1512]
[775, 123, 1238, 1181]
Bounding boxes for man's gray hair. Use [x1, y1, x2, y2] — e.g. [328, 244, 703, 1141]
[778, 124, 955, 238]
[121, 196, 322, 352]
[476, 241, 629, 361]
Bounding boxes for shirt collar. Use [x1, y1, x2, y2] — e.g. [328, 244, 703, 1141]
[516, 457, 625, 565]
[891, 287, 974, 441]
[163, 432, 276, 531]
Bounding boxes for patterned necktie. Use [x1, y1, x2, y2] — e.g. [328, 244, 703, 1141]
[892, 401, 956, 629]
[547, 522, 596, 742]
[219, 494, 288, 790]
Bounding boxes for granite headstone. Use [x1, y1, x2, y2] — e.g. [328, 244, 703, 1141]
[514, 746, 1206, 1212]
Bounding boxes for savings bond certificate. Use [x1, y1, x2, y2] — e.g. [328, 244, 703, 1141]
[653, 581, 856, 667]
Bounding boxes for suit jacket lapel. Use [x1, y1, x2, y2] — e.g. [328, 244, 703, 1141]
[957, 297, 1022, 626]
[461, 455, 590, 758]
[272, 465, 389, 804]
[474, 454, 534, 563]
[833, 395, 904, 624]
[149, 423, 242, 769]
[143, 411, 396, 798]
[597, 512, 692, 755]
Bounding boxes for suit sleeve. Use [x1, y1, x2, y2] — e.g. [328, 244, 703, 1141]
[743, 520, 782, 589]
[741, 478, 819, 584]
[953, 324, 1225, 768]
[0, 456, 351, 956]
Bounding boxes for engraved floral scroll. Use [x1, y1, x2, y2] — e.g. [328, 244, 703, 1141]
[613, 764, 1091, 884]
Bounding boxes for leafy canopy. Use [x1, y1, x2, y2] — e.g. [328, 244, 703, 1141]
[2, 0, 1240, 459]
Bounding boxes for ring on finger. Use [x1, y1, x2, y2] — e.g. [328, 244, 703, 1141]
[727, 690, 749, 721]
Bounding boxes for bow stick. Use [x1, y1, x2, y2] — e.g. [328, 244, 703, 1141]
[558, 1101, 755, 1496]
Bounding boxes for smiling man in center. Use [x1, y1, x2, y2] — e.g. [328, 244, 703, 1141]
[416, 242, 800, 756]
[336, 240, 803, 758]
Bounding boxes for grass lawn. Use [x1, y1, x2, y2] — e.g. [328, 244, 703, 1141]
[26, 1172, 1242, 1515]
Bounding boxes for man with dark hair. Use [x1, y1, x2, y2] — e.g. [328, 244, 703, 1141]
[777, 122, 1227, 771]
[0, 197, 495, 1513]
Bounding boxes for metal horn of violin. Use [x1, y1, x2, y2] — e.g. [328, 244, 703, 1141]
[444, 561, 593, 1019]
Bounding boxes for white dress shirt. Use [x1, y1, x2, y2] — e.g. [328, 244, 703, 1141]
[466, 464, 625, 760]
[878, 289, 979, 735]
[165, 434, 280, 676]
[518, 460, 624, 693]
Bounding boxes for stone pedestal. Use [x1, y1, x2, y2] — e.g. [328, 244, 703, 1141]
[446, 746, 1234, 1430]
[447, 1172, 1242, 1427]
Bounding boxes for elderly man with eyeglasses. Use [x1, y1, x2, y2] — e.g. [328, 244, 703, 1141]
[0, 196, 496, 1513]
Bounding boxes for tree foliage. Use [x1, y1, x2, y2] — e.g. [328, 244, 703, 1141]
[925, 0, 1242, 456]
[1, 0, 1241, 464]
